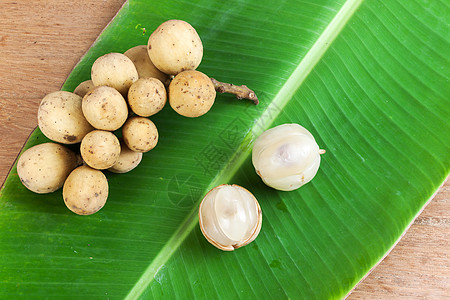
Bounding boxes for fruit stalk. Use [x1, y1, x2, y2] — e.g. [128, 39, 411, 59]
[210, 78, 259, 105]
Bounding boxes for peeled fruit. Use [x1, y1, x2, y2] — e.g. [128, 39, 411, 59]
[252, 123, 324, 191]
[199, 184, 262, 251]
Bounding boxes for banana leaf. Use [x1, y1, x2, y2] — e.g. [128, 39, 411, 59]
[1, 0, 449, 298]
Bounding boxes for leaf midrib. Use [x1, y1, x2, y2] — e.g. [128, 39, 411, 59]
[125, 0, 363, 298]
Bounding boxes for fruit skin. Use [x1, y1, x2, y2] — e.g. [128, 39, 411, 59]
[82, 86, 128, 131]
[148, 19, 203, 75]
[63, 165, 108, 215]
[169, 70, 216, 118]
[252, 123, 323, 191]
[124, 45, 169, 84]
[91, 52, 138, 96]
[122, 116, 158, 153]
[80, 130, 121, 170]
[17, 143, 78, 194]
[38, 91, 94, 144]
[127, 78, 166, 117]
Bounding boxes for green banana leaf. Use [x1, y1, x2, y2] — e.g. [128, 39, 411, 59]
[1, 0, 449, 298]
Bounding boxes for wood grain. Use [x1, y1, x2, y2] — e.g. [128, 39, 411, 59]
[0, 1, 448, 298]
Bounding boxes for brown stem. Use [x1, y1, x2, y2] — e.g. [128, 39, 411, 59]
[210, 78, 259, 105]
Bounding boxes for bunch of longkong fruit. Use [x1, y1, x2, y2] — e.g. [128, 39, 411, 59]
[17, 20, 258, 216]
[16, 19, 327, 253]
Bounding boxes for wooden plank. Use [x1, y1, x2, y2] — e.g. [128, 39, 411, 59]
[349, 181, 449, 299]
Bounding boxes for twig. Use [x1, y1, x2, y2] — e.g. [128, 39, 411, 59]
[210, 78, 259, 105]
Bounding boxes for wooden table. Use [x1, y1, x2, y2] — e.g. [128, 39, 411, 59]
[0, 1, 448, 298]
